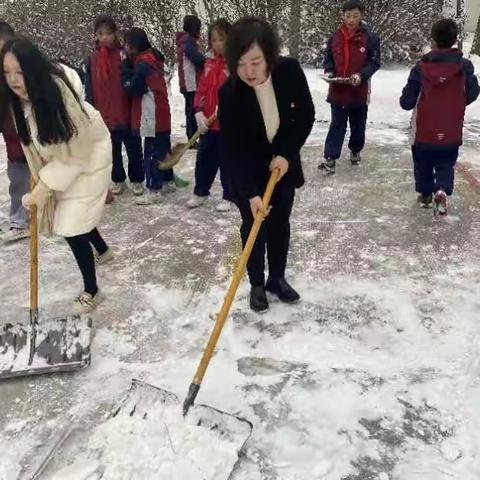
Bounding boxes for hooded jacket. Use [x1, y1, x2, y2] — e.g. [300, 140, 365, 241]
[400, 49, 480, 147]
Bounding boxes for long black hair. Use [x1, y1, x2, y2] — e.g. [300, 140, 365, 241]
[0, 37, 83, 146]
[124, 28, 165, 62]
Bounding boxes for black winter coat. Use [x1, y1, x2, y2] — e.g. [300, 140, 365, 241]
[218, 57, 315, 200]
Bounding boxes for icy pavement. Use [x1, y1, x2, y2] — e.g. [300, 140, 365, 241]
[1, 124, 480, 479]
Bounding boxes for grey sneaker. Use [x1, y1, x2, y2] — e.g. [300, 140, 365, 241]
[417, 194, 433, 208]
[74, 290, 104, 314]
[187, 195, 208, 209]
[215, 200, 232, 212]
[111, 182, 125, 195]
[319, 158, 336, 174]
[2, 227, 30, 244]
[131, 182, 144, 196]
[94, 248, 114, 265]
[162, 181, 177, 194]
[136, 190, 163, 205]
[350, 152, 361, 165]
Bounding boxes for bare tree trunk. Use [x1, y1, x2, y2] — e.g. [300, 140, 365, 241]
[288, 0, 301, 58]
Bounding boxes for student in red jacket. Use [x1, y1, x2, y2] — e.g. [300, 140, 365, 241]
[121, 28, 174, 205]
[0, 21, 30, 244]
[85, 15, 145, 196]
[320, 0, 381, 174]
[187, 18, 233, 212]
[176, 15, 205, 142]
[400, 19, 479, 215]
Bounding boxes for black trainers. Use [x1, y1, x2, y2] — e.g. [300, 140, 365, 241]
[266, 277, 300, 304]
[250, 286, 269, 313]
[417, 194, 433, 208]
[319, 158, 336, 174]
[350, 152, 361, 165]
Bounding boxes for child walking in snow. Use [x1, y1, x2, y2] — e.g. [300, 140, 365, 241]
[320, 0, 381, 174]
[0, 22, 30, 244]
[85, 15, 145, 196]
[187, 19, 233, 212]
[176, 15, 206, 142]
[121, 28, 174, 204]
[400, 19, 479, 215]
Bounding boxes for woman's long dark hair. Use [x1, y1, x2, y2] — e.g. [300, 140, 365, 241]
[124, 28, 165, 62]
[0, 37, 83, 146]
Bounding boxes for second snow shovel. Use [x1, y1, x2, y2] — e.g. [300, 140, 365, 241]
[39, 170, 280, 480]
[0, 198, 92, 380]
[158, 113, 216, 171]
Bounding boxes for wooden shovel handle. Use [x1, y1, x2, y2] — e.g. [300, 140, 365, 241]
[192, 168, 280, 386]
[30, 178, 38, 312]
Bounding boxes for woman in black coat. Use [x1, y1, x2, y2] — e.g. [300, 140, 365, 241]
[218, 17, 315, 312]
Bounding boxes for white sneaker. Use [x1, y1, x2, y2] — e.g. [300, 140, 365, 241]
[131, 182, 144, 196]
[111, 182, 125, 195]
[136, 190, 163, 205]
[162, 181, 177, 194]
[74, 290, 104, 314]
[215, 200, 232, 212]
[187, 195, 207, 209]
[94, 248, 114, 265]
[2, 227, 30, 244]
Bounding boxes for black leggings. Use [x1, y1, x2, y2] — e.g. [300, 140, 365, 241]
[64, 228, 108, 296]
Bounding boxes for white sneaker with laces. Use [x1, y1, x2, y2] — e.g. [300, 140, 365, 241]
[94, 248, 114, 265]
[131, 182, 144, 196]
[111, 182, 125, 195]
[2, 227, 30, 244]
[215, 200, 232, 212]
[187, 195, 207, 209]
[74, 290, 104, 314]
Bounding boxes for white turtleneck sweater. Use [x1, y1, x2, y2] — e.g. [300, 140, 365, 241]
[253, 76, 280, 144]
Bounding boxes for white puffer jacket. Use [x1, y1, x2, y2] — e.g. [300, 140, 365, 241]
[21, 65, 112, 237]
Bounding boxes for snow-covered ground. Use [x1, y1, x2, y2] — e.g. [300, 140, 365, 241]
[1, 42, 480, 480]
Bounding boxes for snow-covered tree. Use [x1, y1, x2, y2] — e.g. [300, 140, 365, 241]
[1, 0, 132, 66]
[473, 13, 480, 56]
[129, 0, 183, 78]
[0, 0, 446, 67]
[299, 0, 441, 66]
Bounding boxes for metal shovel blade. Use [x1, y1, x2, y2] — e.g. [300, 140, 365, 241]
[0, 315, 92, 379]
[36, 379, 252, 480]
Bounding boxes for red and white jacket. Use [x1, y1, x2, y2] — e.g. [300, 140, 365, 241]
[121, 49, 171, 136]
[194, 52, 229, 131]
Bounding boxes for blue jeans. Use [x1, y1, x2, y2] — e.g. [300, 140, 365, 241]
[144, 133, 173, 191]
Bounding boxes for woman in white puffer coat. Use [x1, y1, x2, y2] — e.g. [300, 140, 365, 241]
[0, 37, 112, 314]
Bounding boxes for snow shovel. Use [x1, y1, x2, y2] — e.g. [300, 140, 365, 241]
[38, 170, 280, 480]
[0, 200, 93, 380]
[183, 168, 280, 415]
[158, 113, 216, 171]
